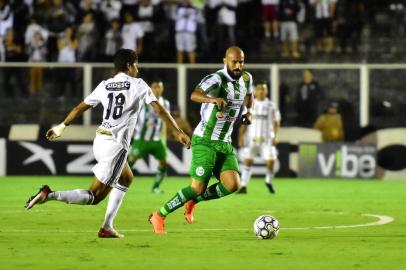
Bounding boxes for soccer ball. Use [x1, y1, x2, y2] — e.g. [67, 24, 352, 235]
[253, 215, 279, 240]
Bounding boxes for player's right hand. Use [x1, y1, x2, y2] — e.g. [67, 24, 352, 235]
[212, 98, 227, 110]
[177, 132, 191, 149]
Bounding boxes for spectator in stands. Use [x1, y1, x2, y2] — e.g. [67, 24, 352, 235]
[56, 25, 78, 97]
[192, 0, 209, 56]
[310, 0, 337, 54]
[135, 0, 159, 61]
[295, 69, 324, 127]
[25, 15, 49, 48]
[45, 0, 77, 61]
[2, 27, 27, 98]
[217, 0, 238, 54]
[57, 25, 77, 64]
[120, 0, 139, 19]
[205, 0, 220, 54]
[0, 36, 4, 61]
[76, 0, 105, 35]
[336, 0, 365, 54]
[0, 0, 13, 38]
[175, 0, 198, 63]
[279, 0, 301, 58]
[27, 31, 47, 96]
[103, 18, 122, 61]
[11, 0, 30, 39]
[314, 101, 344, 142]
[76, 12, 98, 61]
[261, 0, 280, 39]
[121, 12, 144, 55]
[100, 0, 122, 23]
[236, 0, 258, 52]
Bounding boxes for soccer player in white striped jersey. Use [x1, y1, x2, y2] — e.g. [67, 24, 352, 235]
[149, 46, 253, 234]
[128, 79, 170, 193]
[238, 81, 281, 194]
[25, 49, 191, 238]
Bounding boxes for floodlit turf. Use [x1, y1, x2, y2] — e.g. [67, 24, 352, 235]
[0, 176, 405, 270]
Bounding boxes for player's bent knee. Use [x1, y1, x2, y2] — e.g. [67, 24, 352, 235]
[191, 185, 206, 195]
[190, 180, 206, 195]
[228, 182, 240, 192]
[91, 194, 105, 205]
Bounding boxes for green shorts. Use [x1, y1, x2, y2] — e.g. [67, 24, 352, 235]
[130, 139, 167, 160]
[189, 135, 239, 183]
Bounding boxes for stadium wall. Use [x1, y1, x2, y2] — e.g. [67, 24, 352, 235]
[2, 127, 405, 180]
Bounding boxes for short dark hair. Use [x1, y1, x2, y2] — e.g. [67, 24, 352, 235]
[113, 49, 138, 72]
[150, 78, 163, 84]
[255, 80, 268, 86]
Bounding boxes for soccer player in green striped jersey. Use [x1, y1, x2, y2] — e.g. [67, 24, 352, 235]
[149, 46, 253, 233]
[128, 79, 170, 193]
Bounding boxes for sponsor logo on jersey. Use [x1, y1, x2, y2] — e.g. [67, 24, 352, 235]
[106, 81, 131, 91]
[253, 114, 268, 119]
[242, 72, 250, 82]
[225, 115, 237, 122]
[216, 112, 224, 119]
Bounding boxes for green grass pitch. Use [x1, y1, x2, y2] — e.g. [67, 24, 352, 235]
[0, 176, 405, 270]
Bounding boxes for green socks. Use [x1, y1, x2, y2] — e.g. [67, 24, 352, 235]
[196, 183, 232, 202]
[158, 186, 197, 216]
[152, 166, 166, 190]
[157, 183, 233, 217]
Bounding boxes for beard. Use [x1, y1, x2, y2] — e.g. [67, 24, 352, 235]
[226, 67, 242, 80]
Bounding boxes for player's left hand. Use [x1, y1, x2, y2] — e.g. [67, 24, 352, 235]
[177, 132, 191, 149]
[46, 128, 59, 140]
[241, 112, 252, 125]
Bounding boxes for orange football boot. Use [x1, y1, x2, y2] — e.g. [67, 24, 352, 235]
[184, 200, 197, 224]
[148, 211, 166, 234]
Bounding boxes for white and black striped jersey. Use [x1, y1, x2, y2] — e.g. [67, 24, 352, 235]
[246, 98, 281, 143]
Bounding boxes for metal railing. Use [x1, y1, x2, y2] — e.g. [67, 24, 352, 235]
[0, 62, 405, 128]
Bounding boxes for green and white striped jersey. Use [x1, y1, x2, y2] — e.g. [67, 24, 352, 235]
[193, 67, 253, 142]
[133, 96, 170, 141]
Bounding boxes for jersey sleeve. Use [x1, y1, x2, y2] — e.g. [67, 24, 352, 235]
[196, 73, 221, 94]
[164, 99, 170, 111]
[138, 79, 157, 104]
[84, 81, 104, 107]
[243, 72, 254, 95]
[271, 102, 281, 122]
[136, 24, 144, 38]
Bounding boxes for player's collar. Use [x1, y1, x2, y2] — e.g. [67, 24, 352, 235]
[223, 65, 238, 82]
[115, 72, 127, 78]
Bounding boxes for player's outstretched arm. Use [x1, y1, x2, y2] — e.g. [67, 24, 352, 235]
[240, 94, 253, 125]
[238, 124, 247, 148]
[191, 88, 227, 110]
[46, 101, 92, 141]
[149, 101, 191, 149]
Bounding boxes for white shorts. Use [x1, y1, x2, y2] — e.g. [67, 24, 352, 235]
[175, 32, 196, 52]
[280, 21, 298, 42]
[240, 142, 278, 161]
[92, 134, 128, 187]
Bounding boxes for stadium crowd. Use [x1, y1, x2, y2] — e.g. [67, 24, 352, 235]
[0, 0, 405, 64]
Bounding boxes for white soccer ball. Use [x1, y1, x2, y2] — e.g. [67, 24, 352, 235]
[253, 215, 279, 240]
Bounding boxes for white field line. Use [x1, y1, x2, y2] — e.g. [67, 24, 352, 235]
[0, 214, 394, 234]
